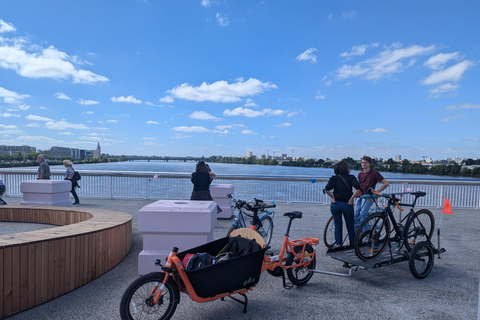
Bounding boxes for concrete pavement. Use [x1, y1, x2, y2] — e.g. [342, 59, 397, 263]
[2, 196, 479, 320]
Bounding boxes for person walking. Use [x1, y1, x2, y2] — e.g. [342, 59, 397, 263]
[37, 154, 50, 179]
[63, 160, 80, 204]
[324, 161, 361, 248]
[354, 156, 389, 231]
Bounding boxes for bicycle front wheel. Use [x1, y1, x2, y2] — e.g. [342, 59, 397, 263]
[323, 216, 335, 248]
[258, 216, 273, 247]
[404, 209, 435, 252]
[120, 272, 179, 320]
[286, 244, 316, 286]
[354, 213, 390, 261]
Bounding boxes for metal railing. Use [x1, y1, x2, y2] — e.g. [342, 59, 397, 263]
[1, 170, 479, 208]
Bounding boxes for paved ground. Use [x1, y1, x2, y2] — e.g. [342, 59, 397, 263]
[2, 196, 479, 320]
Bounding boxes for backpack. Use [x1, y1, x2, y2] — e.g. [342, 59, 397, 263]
[73, 172, 81, 180]
[184, 253, 215, 271]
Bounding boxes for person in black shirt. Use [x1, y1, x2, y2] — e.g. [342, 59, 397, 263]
[324, 161, 361, 248]
[190, 161, 222, 213]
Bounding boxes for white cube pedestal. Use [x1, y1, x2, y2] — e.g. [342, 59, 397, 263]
[138, 200, 217, 275]
[210, 184, 234, 219]
[20, 180, 72, 207]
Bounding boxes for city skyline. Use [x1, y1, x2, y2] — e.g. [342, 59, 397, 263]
[0, 1, 479, 160]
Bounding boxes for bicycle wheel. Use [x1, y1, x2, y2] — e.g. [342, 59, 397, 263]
[404, 209, 435, 252]
[409, 241, 434, 279]
[323, 216, 335, 248]
[354, 213, 390, 261]
[120, 272, 179, 320]
[286, 244, 316, 286]
[323, 216, 349, 248]
[257, 216, 273, 247]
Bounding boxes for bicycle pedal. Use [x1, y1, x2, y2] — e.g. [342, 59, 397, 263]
[283, 282, 294, 290]
[265, 250, 274, 256]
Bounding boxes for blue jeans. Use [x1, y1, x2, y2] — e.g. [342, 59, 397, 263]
[354, 198, 373, 232]
[330, 201, 355, 246]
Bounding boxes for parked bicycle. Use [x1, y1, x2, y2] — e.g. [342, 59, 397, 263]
[119, 209, 319, 319]
[226, 193, 275, 247]
[354, 191, 435, 262]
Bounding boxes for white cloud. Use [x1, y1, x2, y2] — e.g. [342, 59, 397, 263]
[25, 114, 53, 121]
[106, 119, 118, 123]
[190, 111, 221, 121]
[315, 91, 326, 100]
[0, 124, 17, 129]
[55, 92, 71, 100]
[143, 137, 157, 140]
[57, 132, 73, 135]
[159, 96, 174, 103]
[241, 130, 257, 135]
[173, 126, 212, 133]
[146, 120, 159, 124]
[445, 103, 480, 110]
[0, 40, 109, 84]
[0, 87, 30, 104]
[202, 0, 213, 6]
[223, 107, 285, 118]
[171, 133, 191, 139]
[441, 115, 464, 122]
[342, 11, 357, 19]
[359, 128, 391, 133]
[111, 95, 142, 104]
[45, 121, 90, 130]
[0, 19, 16, 33]
[167, 78, 278, 103]
[424, 52, 461, 70]
[339, 43, 378, 59]
[421, 60, 474, 85]
[296, 48, 318, 63]
[216, 13, 229, 27]
[244, 98, 257, 107]
[336, 43, 435, 81]
[78, 99, 99, 105]
[429, 83, 459, 97]
[276, 123, 291, 127]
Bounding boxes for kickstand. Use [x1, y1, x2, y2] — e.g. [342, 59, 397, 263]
[226, 293, 249, 313]
[281, 270, 294, 290]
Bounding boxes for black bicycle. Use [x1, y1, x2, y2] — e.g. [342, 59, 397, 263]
[354, 191, 435, 262]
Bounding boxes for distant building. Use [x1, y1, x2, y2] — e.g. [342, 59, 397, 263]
[247, 151, 253, 158]
[91, 143, 101, 159]
[396, 155, 401, 162]
[0, 145, 36, 157]
[43, 143, 101, 160]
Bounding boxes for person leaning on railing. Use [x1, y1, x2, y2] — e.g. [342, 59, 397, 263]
[37, 154, 50, 180]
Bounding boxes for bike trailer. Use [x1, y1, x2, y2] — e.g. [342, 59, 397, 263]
[177, 236, 267, 298]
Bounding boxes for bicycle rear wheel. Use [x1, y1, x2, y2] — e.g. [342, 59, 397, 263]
[323, 216, 349, 248]
[120, 272, 179, 320]
[404, 209, 435, 252]
[354, 213, 390, 261]
[409, 241, 434, 279]
[258, 216, 273, 247]
[286, 244, 316, 286]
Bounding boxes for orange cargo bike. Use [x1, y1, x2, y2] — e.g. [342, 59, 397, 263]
[119, 206, 319, 320]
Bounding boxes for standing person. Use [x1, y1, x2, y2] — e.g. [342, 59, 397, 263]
[63, 160, 80, 204]
[37, 154, 50, 179]
[190, 161, 222, 213]
[354, 156, 389, 231]
[324, 161, 361, 248]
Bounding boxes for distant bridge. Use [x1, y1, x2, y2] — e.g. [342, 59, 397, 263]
[123, 156, 207, 162]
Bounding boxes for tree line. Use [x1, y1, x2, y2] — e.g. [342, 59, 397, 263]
[0, 152, 126, 168]
[202, 156, 480, 178]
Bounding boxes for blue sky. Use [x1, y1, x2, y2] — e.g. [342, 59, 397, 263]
[0, 1, 478, 161]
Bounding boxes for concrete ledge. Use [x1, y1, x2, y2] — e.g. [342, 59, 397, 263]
[0, 205, 132, 319]
[20, 180, 72, 207]
[138, 200, 216, 275]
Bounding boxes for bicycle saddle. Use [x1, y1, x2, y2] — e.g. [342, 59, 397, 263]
[283, 211, 302, 219]
[411, 191, 427, 197]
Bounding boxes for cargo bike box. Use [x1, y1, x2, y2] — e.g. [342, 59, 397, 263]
[177, 236, 267, 298]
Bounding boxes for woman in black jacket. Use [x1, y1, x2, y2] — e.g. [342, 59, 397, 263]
[190, 161, 222, 213]
[324, 161, 361, 248]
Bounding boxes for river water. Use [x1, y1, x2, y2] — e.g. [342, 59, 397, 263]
[43, 160, 478, 181]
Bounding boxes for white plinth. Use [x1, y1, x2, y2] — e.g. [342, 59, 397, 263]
[138, 199, 217, 275]
[210, 184, 234, 219]
[20, 180, 72, 207]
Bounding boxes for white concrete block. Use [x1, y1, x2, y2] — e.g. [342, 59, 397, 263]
[20, 180, 72, 207]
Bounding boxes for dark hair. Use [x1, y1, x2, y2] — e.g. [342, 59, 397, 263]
[334, 161, 350, 175]
[195, 161, 209, 174]
[361, 156, 373, 164]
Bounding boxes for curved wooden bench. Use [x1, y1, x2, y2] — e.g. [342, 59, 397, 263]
[0, 205, 132, 318]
